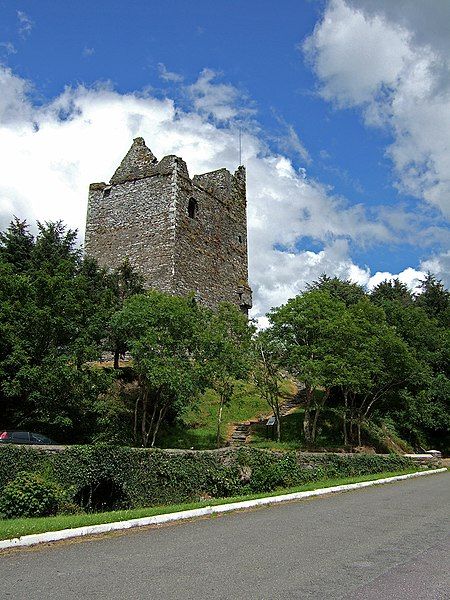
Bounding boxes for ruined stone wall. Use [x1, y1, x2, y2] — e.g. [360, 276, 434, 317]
[173, 166, 251, 310]
[85, 137, 252, 311]
[85, 173, 175, 293]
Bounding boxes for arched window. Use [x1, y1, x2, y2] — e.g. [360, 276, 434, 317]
[188, 198, 198, 219]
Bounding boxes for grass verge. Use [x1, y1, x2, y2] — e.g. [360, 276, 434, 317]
[0, 467, 435, 541]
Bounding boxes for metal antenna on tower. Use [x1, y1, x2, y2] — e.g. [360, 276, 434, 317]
[239, 127, 242, 166]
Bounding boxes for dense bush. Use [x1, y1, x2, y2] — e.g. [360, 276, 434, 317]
[0, 446, 417, 517]
[0, 471, 65, 518]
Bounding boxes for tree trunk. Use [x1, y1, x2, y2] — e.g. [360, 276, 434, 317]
[113, 348, 120, 370]
[303, 385, 315, 446]
[343, 390, 348, 446]
[144, 401, 158, 448]
[303, 406, 311, 446]
[312, 398, 323, 444]
[141, 395, 147, 447]
[311, 390, 329, 445]
[150, 404, 167, 448]
[216, 397, 224, 448]
[311, 408, 320, 445]
[133, 396, 139, 445]
[274, 403, 281, 442]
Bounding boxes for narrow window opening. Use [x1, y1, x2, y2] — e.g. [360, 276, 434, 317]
[103, 188, 111, 198]
[188, 198, 198, 219]
[238, 235, 243, 243]
[240, 305, 249, 317]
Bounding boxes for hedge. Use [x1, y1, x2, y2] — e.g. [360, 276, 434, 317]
[0, 445, 416, 514]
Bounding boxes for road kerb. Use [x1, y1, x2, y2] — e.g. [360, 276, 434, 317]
[0, 467, 446, 551]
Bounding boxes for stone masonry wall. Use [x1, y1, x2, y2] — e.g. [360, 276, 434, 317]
[174, 165, 251, 310]
[85, 175, 175, 292]
[85, 137, 252, 311]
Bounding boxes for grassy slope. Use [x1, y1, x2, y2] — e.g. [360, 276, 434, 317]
[156, 378, 297, 449]
[249, 406, 416, 453]
[0, 468, 426, 541]
[249, 406, 343, 450]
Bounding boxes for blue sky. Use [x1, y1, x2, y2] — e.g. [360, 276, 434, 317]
[0, 0, 449, 317]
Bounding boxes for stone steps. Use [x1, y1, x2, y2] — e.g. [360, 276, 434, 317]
[229, 422, 252, 445]
[227, 384, 306, 446]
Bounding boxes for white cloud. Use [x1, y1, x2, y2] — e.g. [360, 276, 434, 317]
[274, 114, 311, 164]
[421, 251, 450, 288]
[304, 0, 450, 220]
[157, 63, 183, 83]
[0, 65, 438, 316]
[187, 68, 254, 122]
[366, 267, 424, 292]
[17, 11, 34, 38]
[82, 47, 95, 58]
[0, 66, 32, 124]
[303, 0, 412, 106]
[0, 42, 17, 55]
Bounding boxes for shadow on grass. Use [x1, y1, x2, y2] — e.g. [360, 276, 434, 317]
[249, 408, 345, 451]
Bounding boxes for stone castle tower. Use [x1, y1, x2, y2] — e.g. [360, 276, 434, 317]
[85, 137, 252, 314]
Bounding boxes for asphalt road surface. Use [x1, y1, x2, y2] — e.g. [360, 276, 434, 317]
[1, 473, 449, 600]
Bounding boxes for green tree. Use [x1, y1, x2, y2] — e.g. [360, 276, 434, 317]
[0, 217, 33, 270]
[396, 375, 450, 452]
[108, 258, 145, 368]
[415, 272, 449, 325]
[268, 290, 354, 446]
[329, 300, 383, 446]
[0, 220, 114, 441]
[111, 292, 209, 447]
[370, 278, 413, 307]
[346, 302, 419, 446]
[306, 274, 366, 306]
[201, 303, 254, 447]
[253, 330, 284, 442]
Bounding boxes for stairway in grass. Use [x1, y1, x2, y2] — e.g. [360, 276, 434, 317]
[228, 383, 305, 446]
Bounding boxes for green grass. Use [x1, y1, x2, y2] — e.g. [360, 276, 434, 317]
[156, 378, 297, 449]
[248, 405, 415, 453]
[249, 405, 343, 450]
[0, 467, 433, 541]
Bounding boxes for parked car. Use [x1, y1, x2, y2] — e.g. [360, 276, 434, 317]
[0, 431, 57, 445]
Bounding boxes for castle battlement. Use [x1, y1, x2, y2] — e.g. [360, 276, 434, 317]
[85, 137, 252, 313]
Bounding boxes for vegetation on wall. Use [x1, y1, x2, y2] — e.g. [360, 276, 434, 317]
[0, 445, 416, 517]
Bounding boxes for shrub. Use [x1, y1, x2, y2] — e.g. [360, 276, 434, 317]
[0, 471, 65, 518]
[0, 446, 417, 517]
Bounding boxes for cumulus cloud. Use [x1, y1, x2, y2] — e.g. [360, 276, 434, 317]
[0, 66, 32, 124]
[421, 251, 450, 288]
[0, 65, 439, 317]
[302, 0, 450, 304]
[187, 68, 254, 122]
[304, 0, 450, 220]
[303, 1, 412, 107]
[366, 267, 425, 292]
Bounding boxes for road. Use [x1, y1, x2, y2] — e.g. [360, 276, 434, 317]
[1, 473, 449, 599]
